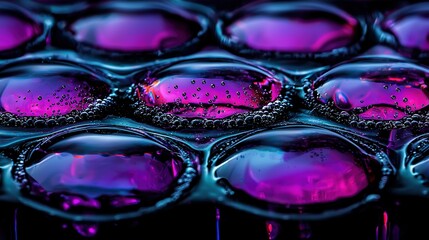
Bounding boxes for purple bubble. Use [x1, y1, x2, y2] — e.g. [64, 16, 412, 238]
[68, 11, 200, 52]
[215, 128, 372, 205]
[313, 58, 429, 120]
[225, 2, 359, 52]
[26, 133, 183, 208]
[0, 12, 41, 51]
[136, 59, 282, 119]
[0, 64, 110, 117]
[382, 3, 429, 51]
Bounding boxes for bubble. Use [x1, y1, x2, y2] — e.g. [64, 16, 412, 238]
[131, 58, 294, 129]
[306, 57, 429, 129]
[54, 2, 209, 61]
[0, 60, 114, 127]
[217, 2, 364, 60]
[214, 127, 379, 205]
[382, 3, 429, 53]
[69, 12, 199, 52]
[0, 6, 42, 52]
[14, 128, 197, 217]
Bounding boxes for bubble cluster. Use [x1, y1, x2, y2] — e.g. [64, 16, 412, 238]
[131, 58, 294, 129]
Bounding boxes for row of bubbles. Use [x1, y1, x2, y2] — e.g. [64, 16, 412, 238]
[1, 0, 429, 239]
[4, 54, 429, 132]
[0, 124, 396, 222]
[0, 56, 294, 129]
[2, 1, 429, 63]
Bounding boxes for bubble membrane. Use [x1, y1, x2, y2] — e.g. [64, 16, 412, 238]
[0, 2, 48, 59]
[52, 1, 211, 62]
[129, 57, 294, 130]
[0, 58, 116, 128]
[12, 126, 198, 221]
[216, 2, 367, 62]
[304, 56, 429, 130]
[210, 125, 392, 220]
[378, 3, 429, 59]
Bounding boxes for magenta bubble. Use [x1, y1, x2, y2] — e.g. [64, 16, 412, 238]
[312, 58, 429, 121]
[26, 133, 183, 205]
[0, 12, 41, 51]
[0, 64, 110, 117]
[68, 11, 201, 52]
[216, 128, 374, 205]
[382, 3, 429, 51]
[224, 2, 359, 53]
[136, 59, 283, 119]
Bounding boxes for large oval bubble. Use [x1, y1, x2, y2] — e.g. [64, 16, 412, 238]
[215, 127, 379, 205]
[308, 57, 429, 128]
